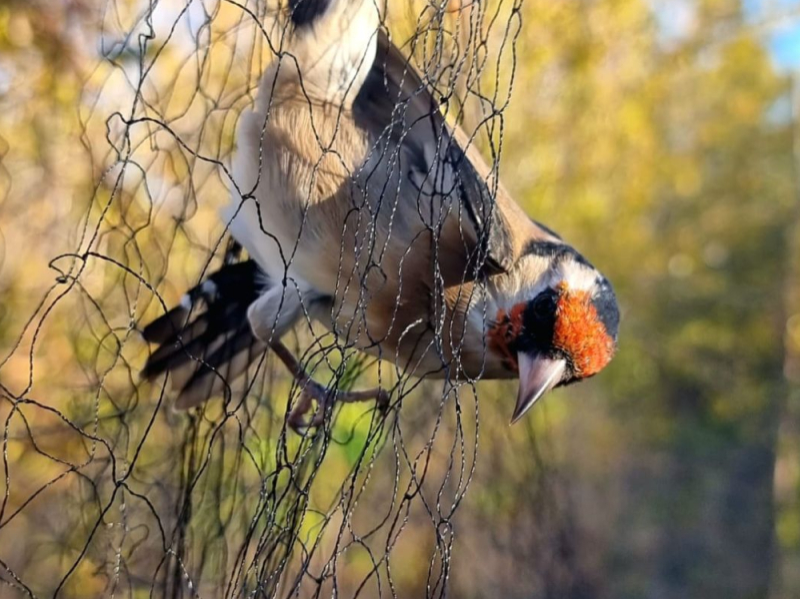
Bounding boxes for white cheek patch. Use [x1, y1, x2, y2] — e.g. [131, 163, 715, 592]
[554, 262, 600, 296]
[487, 253, 602, 315]
[490, 254, 553, 307]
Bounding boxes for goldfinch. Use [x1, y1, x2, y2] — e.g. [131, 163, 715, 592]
[141, 0, 619, 428]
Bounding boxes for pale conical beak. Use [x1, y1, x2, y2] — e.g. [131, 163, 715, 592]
[511, 354, 567, 424]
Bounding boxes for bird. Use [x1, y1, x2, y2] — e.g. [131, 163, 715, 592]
[140, 0, 620, 430]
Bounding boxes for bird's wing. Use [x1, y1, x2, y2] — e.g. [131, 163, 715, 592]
[351, 31, 560, 281]
[219, 23, 560, 365]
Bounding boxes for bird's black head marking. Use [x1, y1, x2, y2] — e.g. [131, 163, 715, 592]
[591, 277, 620, 344]
[520, 240, 593, 270]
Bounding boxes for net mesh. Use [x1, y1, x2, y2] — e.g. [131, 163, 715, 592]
[0, 1, 540, 597]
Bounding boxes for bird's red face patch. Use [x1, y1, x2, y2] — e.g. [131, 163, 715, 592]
[552, 283, 615, 378]
[488, 282, 616, 379]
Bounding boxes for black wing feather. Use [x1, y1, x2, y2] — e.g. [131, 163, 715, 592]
[352, 32, 514, 275]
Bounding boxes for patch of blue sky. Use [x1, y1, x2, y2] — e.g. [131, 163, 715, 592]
[651, 0, 800, 70]
[768, 25, 800, 69]
[744, 0, 800, 70]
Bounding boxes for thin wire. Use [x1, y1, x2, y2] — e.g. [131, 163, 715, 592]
[0, 1, 524, 597]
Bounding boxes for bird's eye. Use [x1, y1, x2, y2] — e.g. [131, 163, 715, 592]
[532, 290, 558, 319]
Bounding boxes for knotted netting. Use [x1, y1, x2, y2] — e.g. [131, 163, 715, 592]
[0, 1, 577, 598]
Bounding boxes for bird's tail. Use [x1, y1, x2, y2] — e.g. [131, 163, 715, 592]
[141, 259, 267, 409]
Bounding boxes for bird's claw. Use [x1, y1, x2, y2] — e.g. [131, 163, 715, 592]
[286, 382, 390, 434]
[286, 383, 325, 433]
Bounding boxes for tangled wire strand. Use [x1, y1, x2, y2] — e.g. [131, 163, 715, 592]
[0, 0, 531, 597]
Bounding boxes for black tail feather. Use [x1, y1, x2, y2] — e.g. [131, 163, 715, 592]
[141, 313, 212, 378]
[141, 305, 191, 345]
[141, 260, 267, 409]
[175, 328, 267, 409]
[142, 303, 252, 380]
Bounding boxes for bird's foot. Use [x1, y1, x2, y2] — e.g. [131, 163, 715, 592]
[286, 381, 390, 432]
[268, 341, 389, 432]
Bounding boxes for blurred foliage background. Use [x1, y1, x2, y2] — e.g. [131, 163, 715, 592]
[1, 0, 800, 597]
